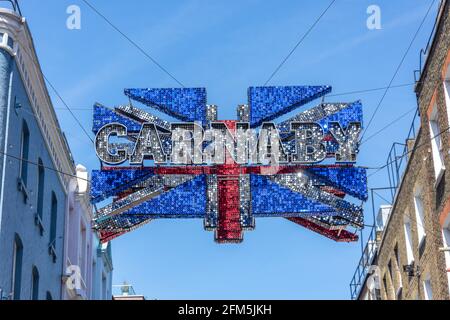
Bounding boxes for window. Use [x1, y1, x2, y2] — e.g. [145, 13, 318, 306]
[7, 34, 14, 49]
[79, 222, 86, 278]
[49, 192, 58, 248]
[19, 121, 30, 186]
[429, 105, 445, 181]
[36, 159, 44, 233]
[102, 273, 107, 299]
[31, 266, 39, 300]
[403, 216, 414, 265]
[413, 188, 426, 247]
[11, 234, 23, 300]
[444, 66, 450, 123]
[423, 274, 432, 300]
[442, 228, 450, 293]
[394, 245, 403, 289]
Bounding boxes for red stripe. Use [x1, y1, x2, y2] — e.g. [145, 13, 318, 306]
[214, 121, 243, 243]
[287, 217, 358, 242]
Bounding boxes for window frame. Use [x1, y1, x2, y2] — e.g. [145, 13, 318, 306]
[36, 159, 44, 219]
[19, 121, 30, 187]
[31, 266, 39, 300]
[49, 192, 58, 262]
[442, 227, 450, 294]
[423, 274, 432, 300]
[11, 234, 23, 300]
[428, 105, 445, 183]
[444, 66, 450, 126]
[403, 216, 415, 265]
[413, 187, 427, 248]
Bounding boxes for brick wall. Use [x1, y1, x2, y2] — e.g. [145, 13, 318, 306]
[373, 0, 450, 300]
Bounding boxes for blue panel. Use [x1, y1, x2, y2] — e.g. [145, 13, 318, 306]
[251, 174, 335, 216]
[92, 104, 142, 134]
[91, 169, 154, 203]
[105, 214, 150, 228]
[307, 167, 368, 201]
[279, 101, 363, 159]
[248, 85, 331, 127]
[318, 101, 363, 130]
[278, 101, 363, 136]
[124, 175, 207, 217]
[124, 88, 207, 123]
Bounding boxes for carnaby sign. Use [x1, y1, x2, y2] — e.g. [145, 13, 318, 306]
[94, 116, 361, 165]
[90, 86, 367, 243]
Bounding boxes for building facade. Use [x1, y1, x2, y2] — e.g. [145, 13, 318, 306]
[0, 2, 112, 300]
[351, 0, 450, 300]
[63, 165, 113, 300]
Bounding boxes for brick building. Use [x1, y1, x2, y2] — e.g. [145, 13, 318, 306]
[351, 0, 450, 300]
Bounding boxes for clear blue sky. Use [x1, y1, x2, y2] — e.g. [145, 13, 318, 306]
[17, 0, 440, 299]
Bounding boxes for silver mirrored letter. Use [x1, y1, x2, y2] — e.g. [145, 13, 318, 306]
[130, 123, 166, 164]
[291, 122, 326, 163]
[95, 123, 128, 165]
[329, 122, 361, 162]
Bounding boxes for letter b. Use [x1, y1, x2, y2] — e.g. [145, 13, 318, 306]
[291, 122, 326, 163]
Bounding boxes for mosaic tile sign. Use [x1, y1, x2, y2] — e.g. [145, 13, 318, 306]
[91, 86, 367, 243]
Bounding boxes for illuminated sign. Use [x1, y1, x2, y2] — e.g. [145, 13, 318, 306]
[91, 86, 367, 243]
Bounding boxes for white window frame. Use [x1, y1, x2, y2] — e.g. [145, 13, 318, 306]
[423, 274, 432, 300]
[442, 227, 450, 294]
[429, 105, 445, 183]
[444, 66, 450, 125]
[403, 216, 414, 265]
[413, 187, 426, 247]
[394, 245, 403, 290]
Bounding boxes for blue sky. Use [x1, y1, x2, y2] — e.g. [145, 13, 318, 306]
[17, 0, 440, 299]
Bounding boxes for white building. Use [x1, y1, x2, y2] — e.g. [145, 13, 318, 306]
[63, 165, 113, 300]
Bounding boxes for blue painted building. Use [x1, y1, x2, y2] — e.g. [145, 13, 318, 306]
[0, 3, 113, 300]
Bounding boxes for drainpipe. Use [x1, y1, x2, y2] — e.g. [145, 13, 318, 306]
[0, 50, 12, 234]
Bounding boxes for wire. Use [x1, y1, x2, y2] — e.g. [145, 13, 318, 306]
[359, 76, 441, 146]
[367, 124, 450, 178]
[81, 0, 185, 88]
[360, 0, 437, 141]
[15, 38, 94, 143]
[263, 0, 336, 86]
[360, 106, 417, 145]
[35, 81, 419, 112]
[326, 82, 417, 98]
[42, 73, 94, 143]
[0, 148, 87, 182]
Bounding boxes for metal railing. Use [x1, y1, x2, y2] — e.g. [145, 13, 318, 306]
[386, 108, 420, 200]
[414, 0, 446, 82]
[112, 284, 137, 296]
[350, 187, 395, 299]
[350, 225, 377, 299]
[349, 107, 420, 299]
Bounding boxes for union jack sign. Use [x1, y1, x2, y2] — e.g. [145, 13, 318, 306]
[91, 86, 367, 243]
